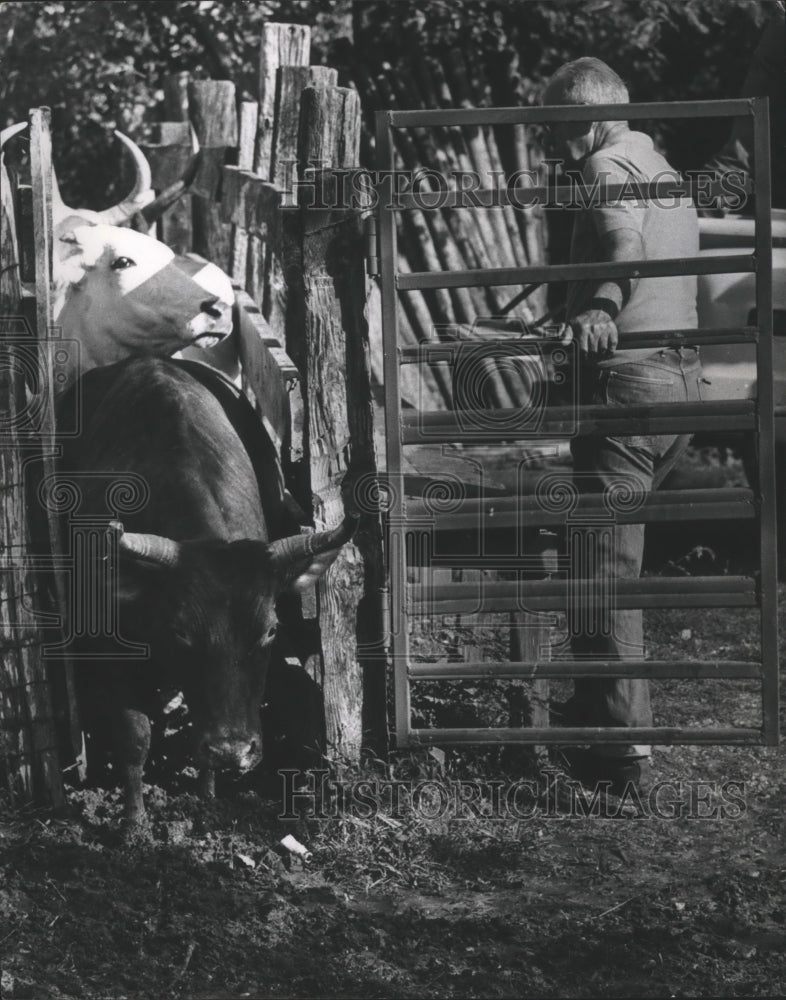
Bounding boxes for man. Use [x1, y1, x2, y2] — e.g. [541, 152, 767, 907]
[541, 58, 703, 793]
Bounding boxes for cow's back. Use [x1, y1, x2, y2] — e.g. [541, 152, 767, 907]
[59, 357, 267, 541]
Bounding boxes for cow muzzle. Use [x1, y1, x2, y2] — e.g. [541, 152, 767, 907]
[198, 734, 263, 773]
[187, 294, 233, 345]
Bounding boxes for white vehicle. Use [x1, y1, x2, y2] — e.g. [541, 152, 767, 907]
[696, 209, 786, 498]
[697, 209, 786, 429]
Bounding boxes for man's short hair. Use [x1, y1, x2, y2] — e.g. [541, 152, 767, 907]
[544, 58, 629, 105]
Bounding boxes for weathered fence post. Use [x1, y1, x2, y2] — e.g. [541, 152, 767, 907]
[157, 73, 194, 254]
[230, 100, 260, 285]
[256, 23, 311, 174]
[29, 108, 82, 767]
[0, 134, 65, 806]
[188, 80, 238, 274]
[292, 84, 387, 761]
[140, 121, 193, 252]
[249, 24, 311, 316]
[265, 65, 337, 339]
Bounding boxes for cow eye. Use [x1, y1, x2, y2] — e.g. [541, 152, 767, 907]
[110, 256, 136, 271]
[260, 624, 278, 644]
[253, 624, 278, 650]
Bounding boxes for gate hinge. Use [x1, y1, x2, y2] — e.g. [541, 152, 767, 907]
[363, 212, 380, 278]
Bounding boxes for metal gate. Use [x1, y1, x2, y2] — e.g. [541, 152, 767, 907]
[375, 98, 779, 748]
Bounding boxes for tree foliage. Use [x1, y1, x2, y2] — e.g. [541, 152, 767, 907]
[0, 0, 352, 206]
[0, 0, 776, 207]
[352, 0, 774, 170]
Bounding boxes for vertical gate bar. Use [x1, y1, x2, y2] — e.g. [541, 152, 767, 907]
[752, 97, 779, 745]
[373, 99, 776, 751]
[375, 112, 411, 746]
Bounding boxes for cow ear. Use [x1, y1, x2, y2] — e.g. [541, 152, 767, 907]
[104, 551, 168, 607]
[57, 231, 83, 268]
[269, 517, 358, 594]
[114, 561, 159, 604]
[56, 223, 104, 271]
[54, 232, 89, 293]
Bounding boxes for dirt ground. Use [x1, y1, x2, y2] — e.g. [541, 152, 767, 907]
[2, 447, 785, 1000]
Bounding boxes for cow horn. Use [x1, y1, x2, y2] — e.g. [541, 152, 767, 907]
[92, 130, 154, 225]
[0, 121, 28, 150]
[268, 516, 359, 564]
[0, 123, 154, 224]
[0, 121, 69, 217]
[139, 149, 203, 225]
[118, 531, 182, 567]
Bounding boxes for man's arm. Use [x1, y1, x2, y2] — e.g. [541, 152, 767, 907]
[568, 228, 644, 355]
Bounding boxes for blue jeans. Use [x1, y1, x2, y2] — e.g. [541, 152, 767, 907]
[567, 347, 706, 758]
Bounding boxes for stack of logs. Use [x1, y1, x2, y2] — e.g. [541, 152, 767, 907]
[345, 43, 548, 410]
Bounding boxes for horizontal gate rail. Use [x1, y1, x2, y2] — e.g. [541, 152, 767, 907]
[408, 575, 758, 614]
[387, 98, 756, 128]
[402, 400, 755, 444]
[408, 727, 762, 746]
[397, 254, 754, 291]
[399, 327, 759, 362]
[376, 96, 778, 751]
[410, 660, 762, 680]
[405, 488, 757, 528]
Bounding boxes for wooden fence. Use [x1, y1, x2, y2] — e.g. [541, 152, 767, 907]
[1, 154, 66, 807]
[0, 22, 387, 805]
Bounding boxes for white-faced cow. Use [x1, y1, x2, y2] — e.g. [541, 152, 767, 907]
[1, 124, 237, 389]
[54, 222, 234, 385]
[58, 356, 355, 832]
